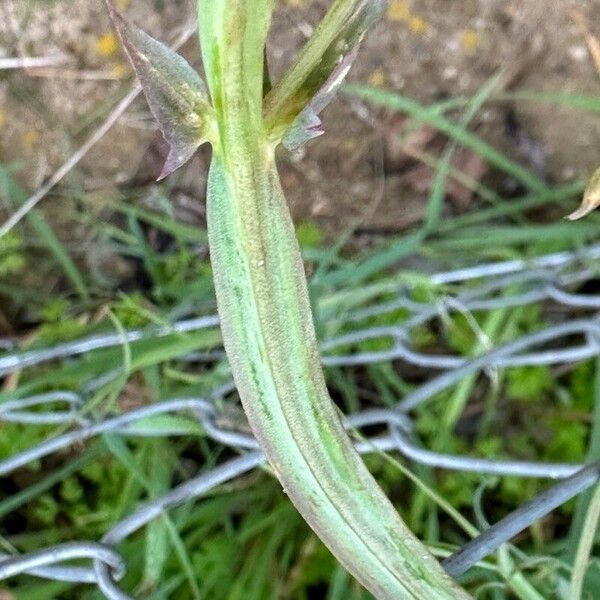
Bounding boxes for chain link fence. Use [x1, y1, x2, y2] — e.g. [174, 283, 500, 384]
[1, 243, 600, 598]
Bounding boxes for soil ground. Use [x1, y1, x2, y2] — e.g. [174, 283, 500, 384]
[0, 0, 599, 244]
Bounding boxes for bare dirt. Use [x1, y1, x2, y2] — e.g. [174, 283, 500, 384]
[0, 0, 599, 242]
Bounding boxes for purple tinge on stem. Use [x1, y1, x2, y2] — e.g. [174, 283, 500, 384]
[282, 45, 359, 152]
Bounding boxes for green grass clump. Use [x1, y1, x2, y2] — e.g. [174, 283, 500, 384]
[2, 77, 600, 598]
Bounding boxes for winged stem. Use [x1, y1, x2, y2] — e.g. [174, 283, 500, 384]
[199, 2, 469, 598]
[108, 0, 472, 596]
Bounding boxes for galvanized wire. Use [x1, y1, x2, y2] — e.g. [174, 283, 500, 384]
[1, 243, 600, 598]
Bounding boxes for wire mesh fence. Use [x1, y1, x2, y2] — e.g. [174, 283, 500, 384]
[1, 243, 600, 598]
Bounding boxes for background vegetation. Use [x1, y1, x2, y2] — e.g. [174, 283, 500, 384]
[1, 1, 600, 598]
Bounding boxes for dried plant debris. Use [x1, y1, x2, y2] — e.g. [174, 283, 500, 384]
[104, 0, 213, 180]
[567, 165, 600, 220]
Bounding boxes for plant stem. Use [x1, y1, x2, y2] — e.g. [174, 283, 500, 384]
[200, 1, 470, 597]
[263, 0, 367, 124]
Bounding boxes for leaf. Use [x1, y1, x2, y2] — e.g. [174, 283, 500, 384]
[104, 0, 214, 179]
[282, 45, 358, 151]
[265, 0, 386, 149]
[567, 164, 600, 220]
[125, 414, 204, 436]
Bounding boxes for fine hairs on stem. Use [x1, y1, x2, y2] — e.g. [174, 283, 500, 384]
[103, 0, 469, 597]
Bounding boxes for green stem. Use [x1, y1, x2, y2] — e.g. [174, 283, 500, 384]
[207, 151, 469, 600]
[263, 0, 366, 125]
[200, 1, 470, 597]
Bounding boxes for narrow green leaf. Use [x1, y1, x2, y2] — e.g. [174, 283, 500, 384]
[105, 0, 214, 178]
[143, 442, 173, 591]
[569, 482, 600, 600]
[568, 360, 600, 560]
[0, 449, 98, 519]
[26, 211, 89, 301]
[282, 45, 359, 151]
[344, 83, 548, 192]
[265, 0, 386, 147]
[126, 414, 204, 436]
[0, 165, 89, 300]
